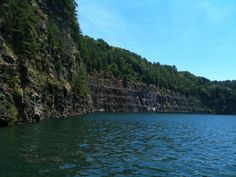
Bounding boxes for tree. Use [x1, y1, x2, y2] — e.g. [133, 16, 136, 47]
[0, 0, 39, 58]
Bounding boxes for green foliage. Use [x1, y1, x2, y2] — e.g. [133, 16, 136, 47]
[9, 75, 21, 87]
[46, 1, 81, 75]
[0, 0, 40, 58]
[0, 101, 18, 125]
[12, 86, 23, 97]
[48, 22, 60, 48]
[108, 64, 120, 77]
[80, 36, 192, 91]
[73, 63, 89, 98]
[80, 35, 236, 114]
[47, 0, 81, 43]
[47, 20, 73, 74]
[8, 75, 23, 97]
[8, 105, 18, 125]
[0, 0, 235, 115]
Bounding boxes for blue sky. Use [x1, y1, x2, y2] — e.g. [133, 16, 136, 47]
[76, 0, 236, 81]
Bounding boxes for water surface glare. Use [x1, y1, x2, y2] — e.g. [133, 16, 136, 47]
[1, 113, 236, 177]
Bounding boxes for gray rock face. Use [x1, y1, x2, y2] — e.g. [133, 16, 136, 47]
[0, 1, 92, 126]
[89, 73, 206, 113]
[0, 35, 19, 125]
[0, 0, 212, 126]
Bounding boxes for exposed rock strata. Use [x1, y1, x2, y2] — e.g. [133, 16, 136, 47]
[0, 0, 232, 126]
[90, 73, 205, 113]
[0, 1, 91, 126]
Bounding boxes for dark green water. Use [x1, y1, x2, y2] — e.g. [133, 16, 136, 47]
[1, 113, 236, 177]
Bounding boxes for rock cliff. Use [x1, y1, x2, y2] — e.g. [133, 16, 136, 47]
[89, 73, 205, 113]
[0, 0, 235, 126]
[0, 0, 91, 125]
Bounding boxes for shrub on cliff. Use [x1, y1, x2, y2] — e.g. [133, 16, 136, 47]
[73, 63, 89, 98]
[0, 0, 39, 58]
[47, 0, 80, 43]
[0, 101, 18, 125]
[80, 35, 236, 114]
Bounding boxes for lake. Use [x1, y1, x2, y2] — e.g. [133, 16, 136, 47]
[1, 113, 236, 177]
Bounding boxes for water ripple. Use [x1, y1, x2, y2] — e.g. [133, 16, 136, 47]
[1, 113, 236, 177]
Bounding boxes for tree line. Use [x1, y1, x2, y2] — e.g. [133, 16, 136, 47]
[0, 0, 235, 114]
[79, 36, 236, 114]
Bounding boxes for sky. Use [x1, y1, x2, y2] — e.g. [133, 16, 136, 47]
[76, 0, 236, 81]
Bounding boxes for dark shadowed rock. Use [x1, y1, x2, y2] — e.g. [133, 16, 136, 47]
[0, 117, 8, 126]
[1, 54, 15, 64]
[0, 35, 3, 49]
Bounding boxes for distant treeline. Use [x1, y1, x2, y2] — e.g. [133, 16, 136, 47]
[80, 36, 236, 114]
[0, 0, 235, 115]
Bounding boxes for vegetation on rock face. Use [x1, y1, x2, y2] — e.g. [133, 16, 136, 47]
[0, 101, 18, 125]
[0, 0, 235, 126]
[0, 0, 40, 58]
[0, 0, 90, 125]
[80, 36, 236, 114]
[73, 63, 89, 98]
[47, 0, 81, 43]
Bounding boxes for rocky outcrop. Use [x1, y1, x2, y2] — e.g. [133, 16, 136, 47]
[0, 1, 92, 126]
[90, 73, 206, 113]
[0, 35, 19, 125]
[0, 0, 231, 126]
[0, 26, 207, 127]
